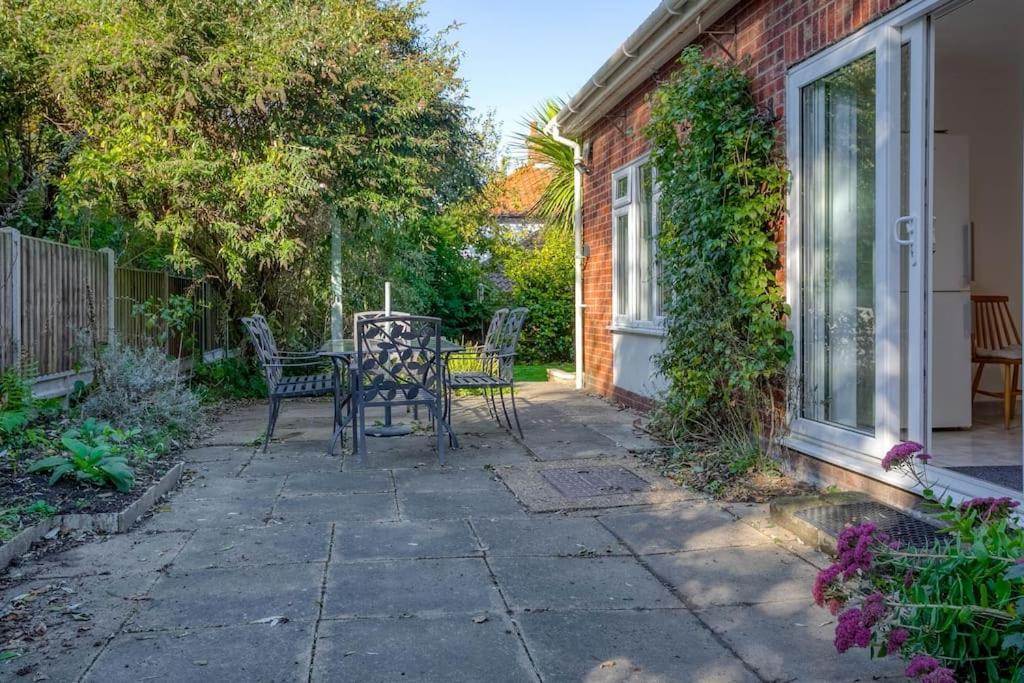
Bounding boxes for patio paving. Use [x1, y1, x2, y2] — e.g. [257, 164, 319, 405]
[1, 383, 906, 682]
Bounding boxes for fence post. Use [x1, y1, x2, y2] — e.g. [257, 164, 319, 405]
[1, 227, 22, 367]
[100, 247, 115, 345]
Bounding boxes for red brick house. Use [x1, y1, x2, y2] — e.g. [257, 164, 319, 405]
[551, 0, 1023, 504]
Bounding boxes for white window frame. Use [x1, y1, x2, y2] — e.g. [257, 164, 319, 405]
[610, 155, 664, 331]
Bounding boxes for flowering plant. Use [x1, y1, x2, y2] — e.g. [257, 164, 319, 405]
[815, 441, 1024, 681]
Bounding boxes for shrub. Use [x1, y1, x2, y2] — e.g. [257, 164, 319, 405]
[815, 442, 1024, 681]
[645, 47, 791, 484]
[192, 355, 267, 402]
[81, 342, 200, 438]
[0, 369, 62, 471]
[502, 227, 573, 363]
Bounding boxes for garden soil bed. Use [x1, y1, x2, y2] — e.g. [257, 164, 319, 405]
[0, 457, 179, 525]
[0, 456, 184, 568]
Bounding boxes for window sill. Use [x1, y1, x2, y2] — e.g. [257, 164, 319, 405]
[608, 325, 666, 338]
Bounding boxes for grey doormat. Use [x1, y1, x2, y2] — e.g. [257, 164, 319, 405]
[945, 466, 1022, 491]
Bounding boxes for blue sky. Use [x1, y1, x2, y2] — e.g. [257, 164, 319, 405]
[418, 0, 656, 158]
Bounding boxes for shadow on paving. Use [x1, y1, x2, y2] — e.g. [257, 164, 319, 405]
[1, 385, 903, 682]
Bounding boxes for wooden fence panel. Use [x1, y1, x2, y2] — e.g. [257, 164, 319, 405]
[1, 229, 228, 391]
[18, 236, 110, 378]
[115, 268, 168, 351]
[0, 229, 18, 371]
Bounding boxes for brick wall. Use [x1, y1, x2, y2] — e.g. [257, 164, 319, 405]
[581, 0, 909, 402]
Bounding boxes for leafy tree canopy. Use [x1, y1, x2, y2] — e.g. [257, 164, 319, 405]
[1, 0, 491, 311]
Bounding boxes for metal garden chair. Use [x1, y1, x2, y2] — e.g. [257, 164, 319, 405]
[353, 315, 455, 464]
[241, 315, 336, 452]
[447, 307, 528, 438]
[445, 308, 508, 422]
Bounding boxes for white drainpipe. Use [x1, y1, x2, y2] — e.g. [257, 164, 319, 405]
[543, 120, 585, 391]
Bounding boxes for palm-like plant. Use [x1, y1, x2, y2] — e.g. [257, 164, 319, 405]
[513, 99, 576, 232]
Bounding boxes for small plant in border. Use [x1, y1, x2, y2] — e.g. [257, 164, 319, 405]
[27, 420, 135, 492]
[814, 441, 1024, 681]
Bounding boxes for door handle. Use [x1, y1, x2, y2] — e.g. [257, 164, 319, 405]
[894, 215, 915, 245]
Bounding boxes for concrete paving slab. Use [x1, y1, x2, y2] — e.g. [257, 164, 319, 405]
[517, 609, 758, 683]
[471, 517, 627, 557]
[141, 495, 274, 531]
[644, 546, 820, 608]
[499, 458, 701, 513]
[342, 444, 445, 470]
[322, 557, 502, 617]
[488, 556, 677, 611]
[393, 466, 505, 493]
[397, 489, 526, 520]
[313, 614, 536, 682]
[598, 503, 772, 554]
[522, 426, 621, 460]
[283, 470, 392, 495]
[182, 445, 254, 463]
[188, 459, 245, 479]
[19, 530, 190, 578]
[85, 621, 314, 682]
[179, 476, 282, 501]
[202, 422, 264, 446]
[0, 572, 158, 682]
[128, 562, 323, 630]
[240, 454, 342, 477]
[273, 493, 399, 524]
[697, 599, 905, 681]
[333, 520, 478, 561]
[172, 523, 331, 570]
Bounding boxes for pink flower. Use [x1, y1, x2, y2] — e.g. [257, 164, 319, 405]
[917, 452, 932, 463]
[834, 607, 872, 653]
[921, 667, 956, 683]
[834, 523, 887, 578]
[903, 568, 915, 588]
[906, 654, 956, 681]
[958, 496, 1019, 522]
[882, 441, 924, 471]
[886, 627, 909, 653]
[861, 592, 887, 626]
[813, 564, 842, 607]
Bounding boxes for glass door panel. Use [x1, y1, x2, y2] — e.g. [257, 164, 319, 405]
[799, 54, 878, 435]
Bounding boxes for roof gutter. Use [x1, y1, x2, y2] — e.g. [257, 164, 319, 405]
[555, 0, 740, 137]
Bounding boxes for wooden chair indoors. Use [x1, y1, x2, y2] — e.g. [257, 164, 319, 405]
[970, 294, 1022, 428]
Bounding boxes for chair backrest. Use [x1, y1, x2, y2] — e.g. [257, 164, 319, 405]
[496, 307, 529, 380]
[353, 310, 410, 337]
[241, 315, 281, 387]
[482, 308, 509, 354]
[972, 295, 1021, 356]
[355, 315, 443, 404]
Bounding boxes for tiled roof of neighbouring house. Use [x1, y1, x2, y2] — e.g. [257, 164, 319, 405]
[491, 162, 553, 219]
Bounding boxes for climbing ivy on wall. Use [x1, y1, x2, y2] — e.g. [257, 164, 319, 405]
[646, 47, 792, 446]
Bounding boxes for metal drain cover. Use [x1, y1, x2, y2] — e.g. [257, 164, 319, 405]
[541, 466, 651, 499]
[796, 501, 943, 549]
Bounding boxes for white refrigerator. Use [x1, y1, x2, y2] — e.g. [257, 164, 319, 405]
[930, 134, 973, 429]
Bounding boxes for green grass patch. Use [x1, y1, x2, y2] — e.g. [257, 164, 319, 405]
[514, 362, 573, 383]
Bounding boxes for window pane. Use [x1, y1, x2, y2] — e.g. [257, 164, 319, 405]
[799, 53, 876, 434]
[638, 163, 655, 321]
[615, 212, 630, 316]
[614, 175, 629, 201]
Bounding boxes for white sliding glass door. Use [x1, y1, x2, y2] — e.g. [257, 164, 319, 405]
[790, 26, 904, 458]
